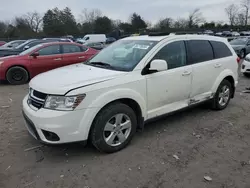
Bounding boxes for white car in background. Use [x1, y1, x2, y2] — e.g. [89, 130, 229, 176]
[241, 54, 250, 76]
[22, 34, 239, 153]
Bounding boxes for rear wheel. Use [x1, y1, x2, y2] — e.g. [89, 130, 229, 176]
[6, 66, 29, 85]
[211, 80, 232, 110]
[90, 103, 137, 153]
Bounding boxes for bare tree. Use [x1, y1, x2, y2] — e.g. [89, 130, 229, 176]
[188, 9, 205, 28]
[225, 4, 239, 26]
[80, 8, 102, 23]
[236, 13, 246, 26]
[174, 18, 188, 29]
[242, 0, 250, 26]
[25, 12, 43, 32]
[155, 17, 173, 30]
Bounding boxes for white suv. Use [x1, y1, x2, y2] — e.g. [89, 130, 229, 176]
[22, 34, 239, 153]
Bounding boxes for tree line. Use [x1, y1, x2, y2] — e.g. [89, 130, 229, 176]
[0, 1, 250, 39]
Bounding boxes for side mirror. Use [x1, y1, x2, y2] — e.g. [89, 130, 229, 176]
[149, 59, 168, 72]
[24, 45, 30, 50]
[31, 52, 39, 58]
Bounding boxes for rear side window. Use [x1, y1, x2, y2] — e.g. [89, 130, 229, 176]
[187, 40, 213, 64]
[62, 44, 82, 54]
[210, 41, 232, 58]
[38, 45, 60, 56]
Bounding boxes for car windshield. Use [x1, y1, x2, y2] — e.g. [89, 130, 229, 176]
[19, 44, 43, 55]
[14, 39, 35, 50]
[85, 39, 157, 71]
[230, 39, 248, 45]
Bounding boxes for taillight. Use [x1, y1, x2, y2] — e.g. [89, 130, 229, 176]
[237, 57, 241, 63]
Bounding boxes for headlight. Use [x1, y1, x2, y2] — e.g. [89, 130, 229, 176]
[44, 94, 86, 111]
[245, 56, 250, 62]
[0, 61, 4, 66]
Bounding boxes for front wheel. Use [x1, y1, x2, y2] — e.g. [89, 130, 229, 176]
[6, 66, 29, 85]
[211, 80, 232, 110]
[90, 103, 137, 153]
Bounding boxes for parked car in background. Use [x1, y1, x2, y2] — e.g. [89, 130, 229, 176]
[77, 34, 106, 45]
[231, 32, 240, 37]
[0, 41, 6, 46]
[0, 39, 37, 57]
[106, 37, 117, 44]
[222, 31, 232, 37]
[22, 34, 238, 153]
[203, 30, 214, 35]
[240, 31, 250, 36]
[230, 38, 250, 58]
[43, 38, 74, 42]
[0, 42, 98, 84]
[85, 42, 105, 50]
[241, 54, 250, 76]
[0, 40, 26, 49]
[0, 38, 73, 57]
[215, 32, 223, 36]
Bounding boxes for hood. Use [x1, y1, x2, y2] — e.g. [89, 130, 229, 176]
[0, 55, 19, 61]
[29, 63, 127, 95]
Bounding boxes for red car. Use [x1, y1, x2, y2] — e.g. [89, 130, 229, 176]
[0, 41, 6, 46]
[0, 42, 98, 84]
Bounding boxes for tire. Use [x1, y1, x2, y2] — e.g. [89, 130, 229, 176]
[243, 73, 250, 77]
[6, 66, 29, 85]
[90, 103, 137, 153]
[211, 80, 232, 110]
[240, 50, 246, 59]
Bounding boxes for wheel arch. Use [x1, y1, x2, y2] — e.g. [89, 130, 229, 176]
[5, 64, 30, 80]
[211, 70, 236, 98]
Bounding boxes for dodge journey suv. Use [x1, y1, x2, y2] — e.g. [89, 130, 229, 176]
[22, 34, 239, 153]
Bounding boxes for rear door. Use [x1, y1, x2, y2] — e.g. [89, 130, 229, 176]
[61, 44, 89, 66]
[187, 40, 223, 101]
[30, 44, 62, 77]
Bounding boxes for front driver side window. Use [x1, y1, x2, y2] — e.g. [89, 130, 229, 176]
[153, 41, 187, 69]
[38, 45, 61, 56]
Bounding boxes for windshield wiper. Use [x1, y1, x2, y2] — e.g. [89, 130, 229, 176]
[87, 61, 114, 69]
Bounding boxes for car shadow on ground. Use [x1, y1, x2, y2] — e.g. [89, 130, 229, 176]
[30, 104, 210, 162]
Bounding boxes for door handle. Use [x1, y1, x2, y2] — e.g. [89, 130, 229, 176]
[78, 56, 85, 59]
[214, 63, 222, 68]
[54, 58, 62, 61]
[182, 71, 191, 76]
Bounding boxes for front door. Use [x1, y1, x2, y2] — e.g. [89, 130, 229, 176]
[30, 44, 62, 77]
[145, 40, 192, 119]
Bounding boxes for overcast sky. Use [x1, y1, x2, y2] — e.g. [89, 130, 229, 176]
[0, 0, 240, 24]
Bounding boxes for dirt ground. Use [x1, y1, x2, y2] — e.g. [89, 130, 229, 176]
[1, 71, 250, 188]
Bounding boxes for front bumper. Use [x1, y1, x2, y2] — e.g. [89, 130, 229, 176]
[22, 95, 98, 144]
[241, 60, 250, 73]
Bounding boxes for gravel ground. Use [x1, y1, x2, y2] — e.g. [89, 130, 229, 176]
[1, 71, 250, 188]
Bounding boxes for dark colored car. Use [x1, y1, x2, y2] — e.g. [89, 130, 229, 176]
[85, 42, 105, 50]
[106, 37, 117, 44]
[0, 38, 71, 57]
[0, 41, 6, 46]
[0, 42, 98, 84]
[230, 38, 250, 58]
[0, 40, 26, 49]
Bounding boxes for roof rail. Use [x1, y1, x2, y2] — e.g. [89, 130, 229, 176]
[148, 32, 170, 36]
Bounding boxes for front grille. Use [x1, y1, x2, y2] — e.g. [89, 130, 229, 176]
[28, 89, 47, 110]
[33, 90, 47, 100]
